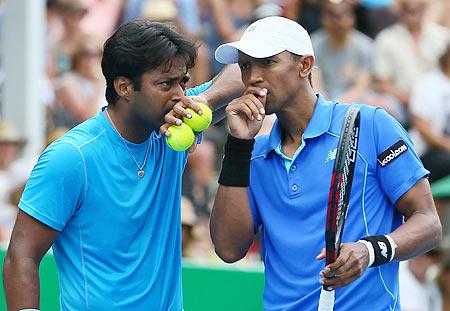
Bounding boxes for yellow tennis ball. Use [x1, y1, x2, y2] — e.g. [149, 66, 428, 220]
[183, 102, 213, 132]
[166, 123, 195, 151]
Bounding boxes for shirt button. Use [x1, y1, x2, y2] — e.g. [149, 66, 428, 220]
[291, 184, 298, 191]
[291, 165, 297, 171]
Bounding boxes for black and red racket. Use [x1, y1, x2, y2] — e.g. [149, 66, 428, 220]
[318, 106, 360, 311]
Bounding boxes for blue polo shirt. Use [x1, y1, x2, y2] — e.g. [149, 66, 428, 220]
[19, 82, 211, 310]
[248, 96, 428, 311]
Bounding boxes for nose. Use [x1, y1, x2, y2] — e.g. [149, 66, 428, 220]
[170, 84, 185, 102]
[247, 66, 264, 87]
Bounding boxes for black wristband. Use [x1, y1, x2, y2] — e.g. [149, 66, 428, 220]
[218, 135, 255, 187]
[360, 235, 393, 267]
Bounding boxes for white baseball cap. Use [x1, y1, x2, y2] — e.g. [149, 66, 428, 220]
[215, 16, 314, 64]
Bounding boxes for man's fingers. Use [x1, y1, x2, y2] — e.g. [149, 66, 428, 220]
[316, 248, 326, 260]
[180, 96, 202, 114]
[164, 112, 183, 126]
[229, 96, 265, 121]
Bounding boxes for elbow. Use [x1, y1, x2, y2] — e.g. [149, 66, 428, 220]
[214, 247, 247, 263]
[432, 217, 443, 248]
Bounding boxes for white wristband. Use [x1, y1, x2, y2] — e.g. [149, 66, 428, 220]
[358, 239, 375, 267]
[385, 234, 398, 261]
[19, 309, 40, 311]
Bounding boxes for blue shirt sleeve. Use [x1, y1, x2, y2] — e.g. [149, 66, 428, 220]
[373, 108, 429, 204]
[18, 141, 86, 231]
[185, 81, 213, 97]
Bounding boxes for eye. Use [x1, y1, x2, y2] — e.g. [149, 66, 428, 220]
[180, 76, 190, 89]
[263, 58, 275, 66]
[239, 62, 250, 70]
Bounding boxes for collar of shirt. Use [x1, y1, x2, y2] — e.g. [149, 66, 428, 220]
[264, 94, 334, 157]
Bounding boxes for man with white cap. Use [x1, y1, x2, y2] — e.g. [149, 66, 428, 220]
[210, 16, 441, 310]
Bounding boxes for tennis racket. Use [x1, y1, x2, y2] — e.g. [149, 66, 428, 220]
[318, 106, 360, 311]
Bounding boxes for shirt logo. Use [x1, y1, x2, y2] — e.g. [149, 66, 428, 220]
[377, 140, 408, 167]
[378, 241, 388, 258]
[246, 25, 257, 32]
[325, 148, 337, 163]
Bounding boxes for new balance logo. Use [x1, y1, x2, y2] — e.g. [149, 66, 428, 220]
[378, 241, 388, 258]
[246, 25, 257, 32]
[325, 148, 337, 163]
[377, 140, 408, 167]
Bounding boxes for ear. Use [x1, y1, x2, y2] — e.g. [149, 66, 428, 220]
[113, 76, 134, 99]
[297, 55, 315, 79]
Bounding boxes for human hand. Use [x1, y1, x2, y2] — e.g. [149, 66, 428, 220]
[160, 95, 209, 137]
[317, 242, 370, 290]
[226, 87, 267, 140]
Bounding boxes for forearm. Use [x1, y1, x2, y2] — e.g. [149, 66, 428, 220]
[377, 80, 410, 107]
[210, 0, 236, 41]
[389, 211, 442, 261]
[3, 254, 40, 310]
[210, 186, 255, 262]
[201, 64, 244, 110]
[412, 116, 450, 153]
[418, 131, 450, 153]
[339, 73, 371, 103]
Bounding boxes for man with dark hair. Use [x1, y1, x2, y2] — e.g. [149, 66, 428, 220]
[3, 19, 242, 310]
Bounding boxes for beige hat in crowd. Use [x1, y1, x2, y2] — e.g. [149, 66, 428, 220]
[142, 0, 178, 22]
[0, 121, 26, 145]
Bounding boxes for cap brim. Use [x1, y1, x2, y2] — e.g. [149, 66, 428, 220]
[215, 40, 285, 64]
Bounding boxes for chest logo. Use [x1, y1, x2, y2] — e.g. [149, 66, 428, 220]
[377, 140, 408, 167]
[325, 148, 337, 163]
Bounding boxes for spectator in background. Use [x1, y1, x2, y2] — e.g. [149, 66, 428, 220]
[349, 0, 397, 39]
[409, 45, 450, 185]
[78, 0, 123, 42]
[373, 0, 450, 126]
[142, 0, 211, 87]
[409, 45, 450, 221]
[181, 196, 198, 258]
[199, 0, 257, 76]
[438, 257, 450, 311]
[0, 122, 27, 243]
[52, 36, 105, 129]
[48, 0, 90, 78]
[183, 138, 218, 219]
[427, 0, 450, 29]
[283, 0, 322, 34]
[311, 0, 373, 103]
[399, 248, 444, 311]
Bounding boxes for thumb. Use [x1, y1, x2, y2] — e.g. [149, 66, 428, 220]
[316, 248, 326, 260]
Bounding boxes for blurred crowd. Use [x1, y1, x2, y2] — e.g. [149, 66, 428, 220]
[0, 0, 450, 308]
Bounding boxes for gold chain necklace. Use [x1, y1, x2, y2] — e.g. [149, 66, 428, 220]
[105, 108, 150, 178]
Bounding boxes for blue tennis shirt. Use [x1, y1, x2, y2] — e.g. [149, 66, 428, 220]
[19, 82, 211, 310]
[248, 95, 428, 311]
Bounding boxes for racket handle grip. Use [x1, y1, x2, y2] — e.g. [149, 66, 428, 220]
[318, 288, 335, 311]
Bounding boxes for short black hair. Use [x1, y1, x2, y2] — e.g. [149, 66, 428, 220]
[101, 19, 197, 105]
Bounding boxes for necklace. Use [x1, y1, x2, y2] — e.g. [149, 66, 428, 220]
[104, 108, 150, 178]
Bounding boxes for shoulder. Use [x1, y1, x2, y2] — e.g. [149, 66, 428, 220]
[328, 103, 378, 135]
[425, 21, 450, 38]
[374, 23, 402, 44]
[252, 134, 271, 159]
[311, 30, 327, 47]
[59, 114, 107, 148]
[351, 30, 373, 48]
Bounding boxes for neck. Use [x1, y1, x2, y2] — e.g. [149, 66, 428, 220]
[405, 22, 422, 34]
[328, 32, 350, 48]
[105, 105, 151, 144]
[277, 86, 317, 145]
[444, 68, 450, 79]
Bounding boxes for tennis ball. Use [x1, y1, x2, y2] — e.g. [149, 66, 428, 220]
[166, 123, 195, 151]
[183, 102, 213, 132]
